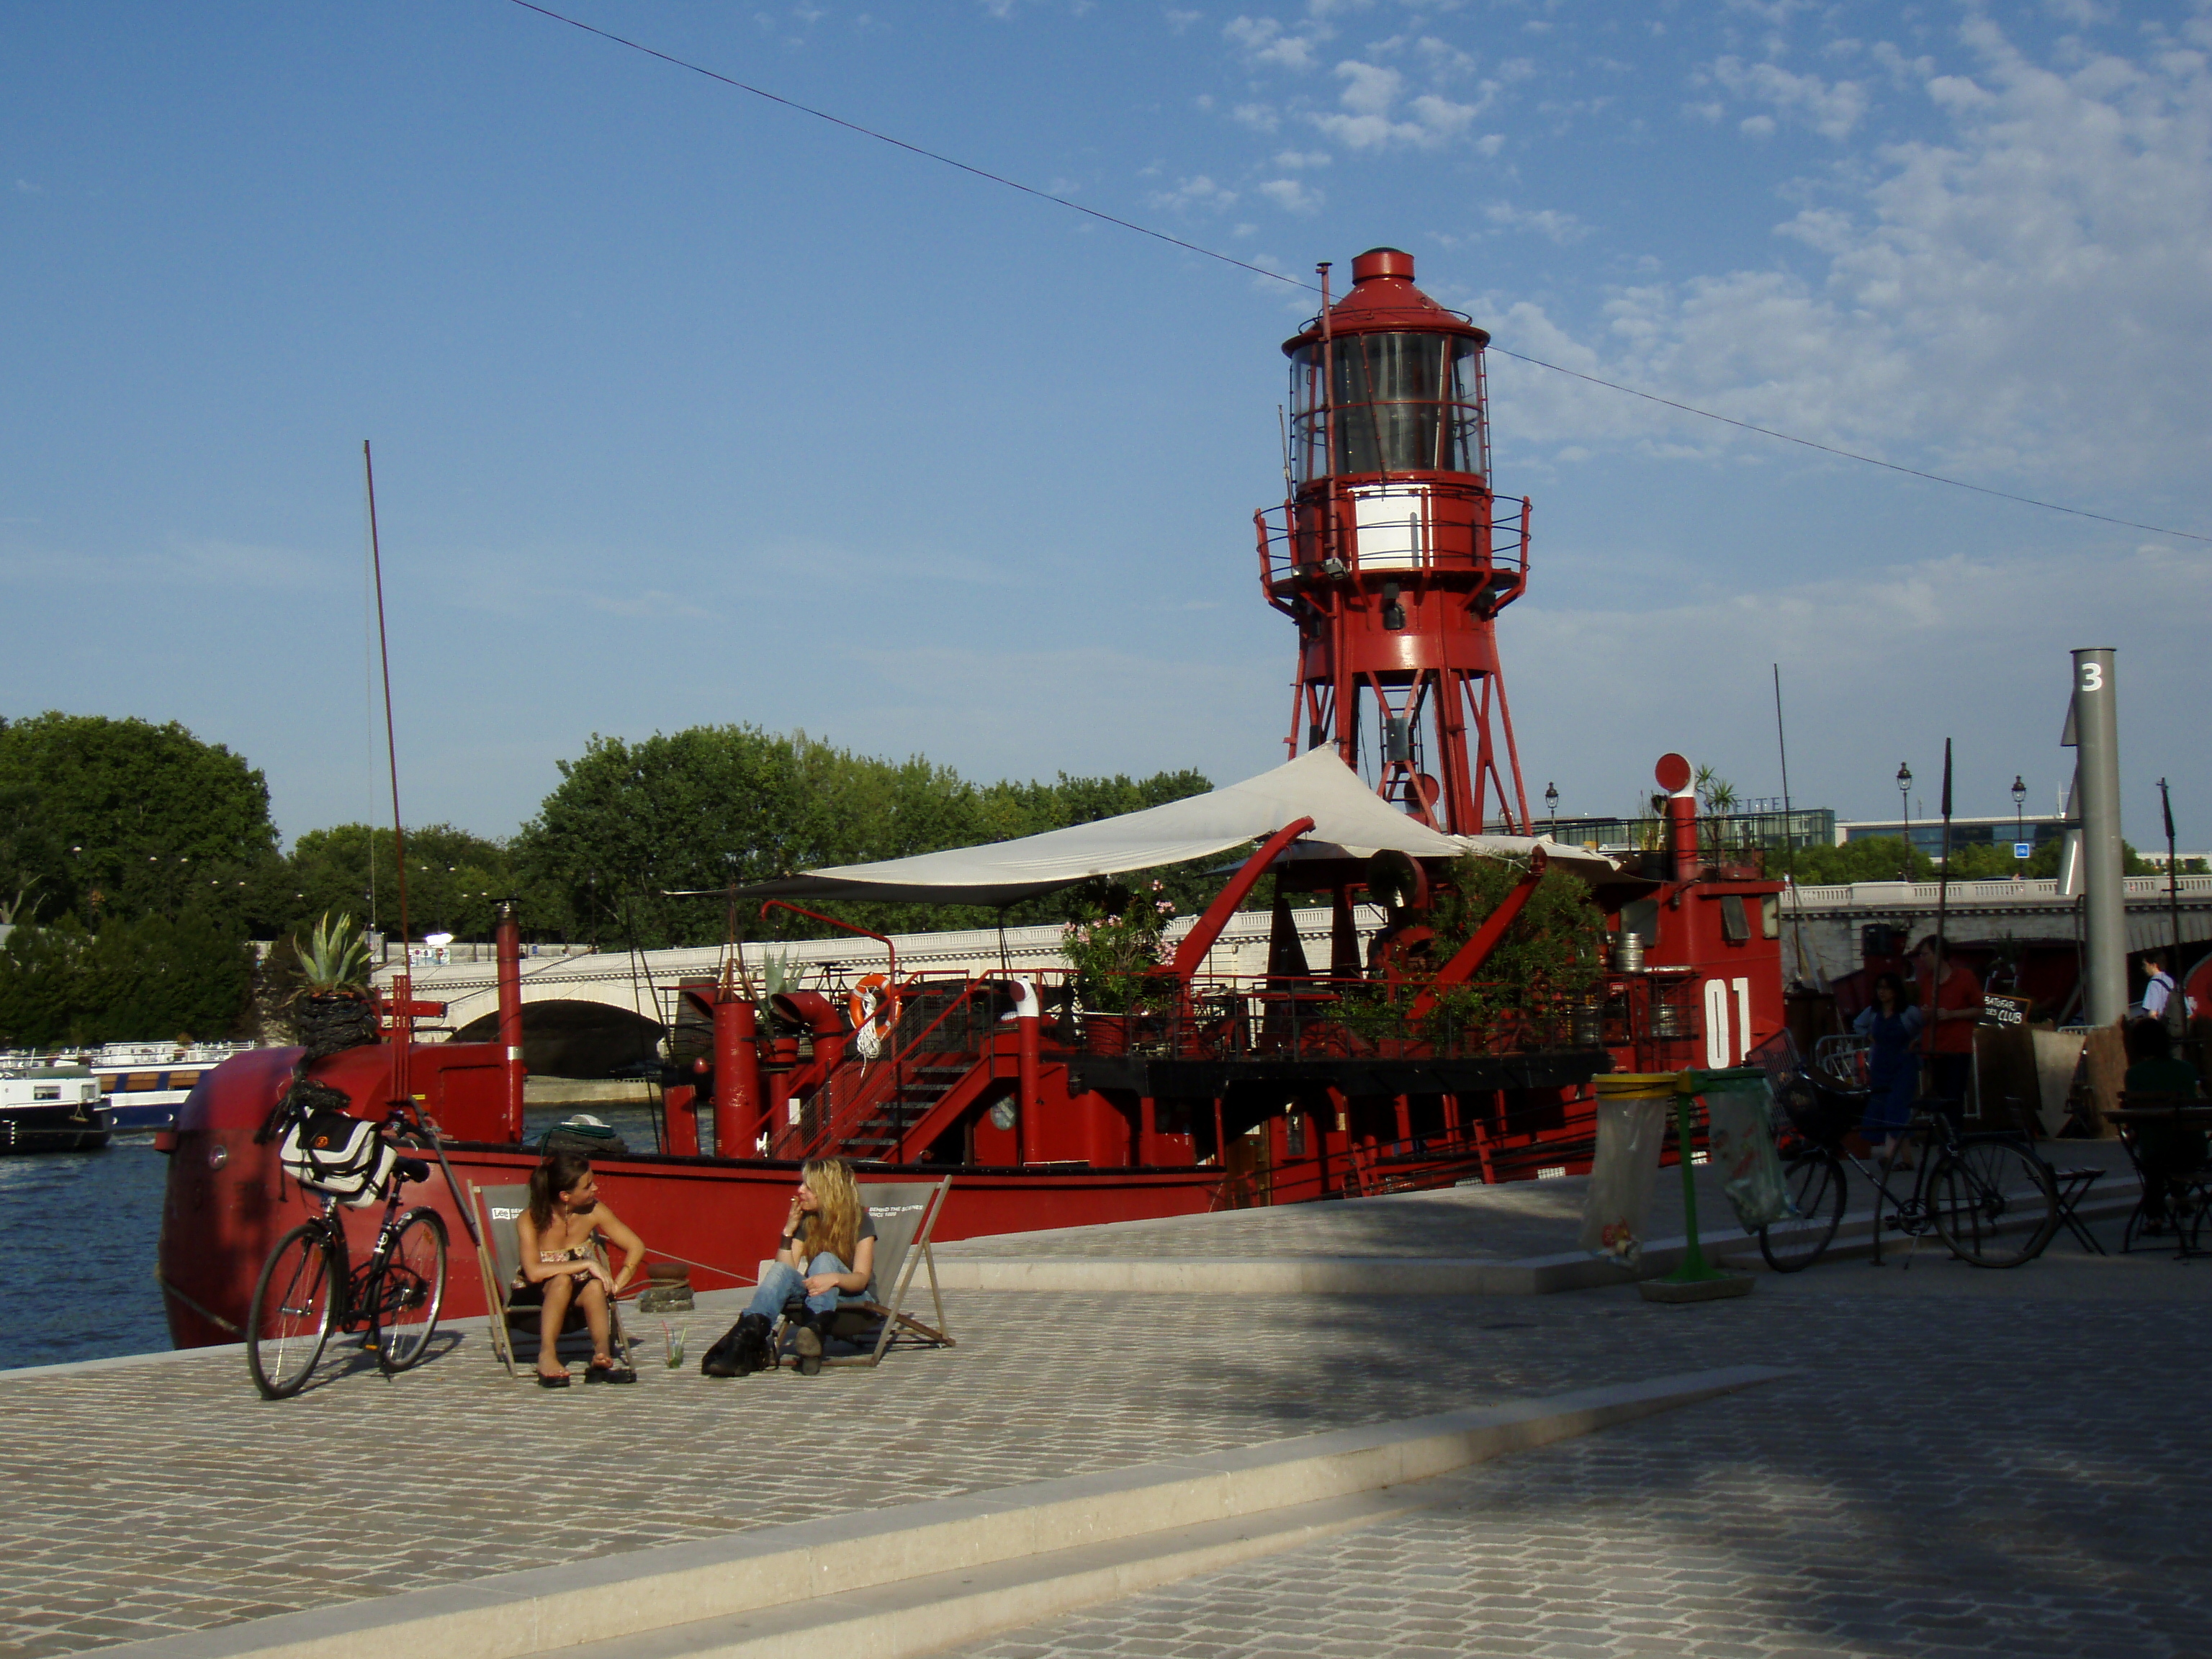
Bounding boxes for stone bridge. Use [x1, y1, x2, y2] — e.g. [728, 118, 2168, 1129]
[378, 909, 1316, 1079]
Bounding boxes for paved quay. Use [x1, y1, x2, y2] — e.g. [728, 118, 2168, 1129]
[953, 1219, 2212, 1659]
[6, 1162, 2197, 1659]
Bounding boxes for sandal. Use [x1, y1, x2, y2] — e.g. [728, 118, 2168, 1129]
[536, 1369, 571, 1389]
[585, 1357, 637, 1385]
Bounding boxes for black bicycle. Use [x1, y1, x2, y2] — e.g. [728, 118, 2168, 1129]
[1751, 1038, 2059, 1273]
[247, 1112, 449, 1399]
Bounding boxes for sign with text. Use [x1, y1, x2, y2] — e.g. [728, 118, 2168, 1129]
[1982, 992, 2031, 1028]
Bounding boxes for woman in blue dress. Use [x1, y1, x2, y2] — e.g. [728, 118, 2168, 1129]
[1852, 972, 1923, 1161]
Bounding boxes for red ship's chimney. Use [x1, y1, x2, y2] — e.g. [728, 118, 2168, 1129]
[1256, 248, 1531, 834]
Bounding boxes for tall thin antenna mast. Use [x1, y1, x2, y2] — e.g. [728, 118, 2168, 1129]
[363, 440, 411, 956]
[1772, 662, 1810, 985]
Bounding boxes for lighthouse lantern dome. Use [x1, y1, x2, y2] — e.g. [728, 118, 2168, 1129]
[1283, 248, 1491, 485]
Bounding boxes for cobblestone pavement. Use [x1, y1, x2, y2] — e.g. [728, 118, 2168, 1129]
[934, 1141, 2136, 1263]
[1, 1179, 2177, 1659]
[953, 1214, 2212, 1659]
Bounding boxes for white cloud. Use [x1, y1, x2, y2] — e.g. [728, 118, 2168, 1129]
[1231, 102, 1281, 132]
[1485, 202, 1590, 243]
[1707, 55, 1870, 139]
[1272, 148, 1332, 168]
[1259, 177, 1325, 213]
[1511, 541, 2210, 833]
[1224, 15, 1326, 71]
[1481, 20, 2212, 485]
[1146, 174, 1238, 213]
[1312, 58, 1485, 148]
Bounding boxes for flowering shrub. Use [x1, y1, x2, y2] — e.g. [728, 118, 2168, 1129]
[1061, 881, 1177, 1013]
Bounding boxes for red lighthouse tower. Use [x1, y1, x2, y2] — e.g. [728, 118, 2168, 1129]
[1256, 248, 1531, 835]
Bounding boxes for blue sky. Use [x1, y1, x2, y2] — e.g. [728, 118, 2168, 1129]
[4, 1, 2207, 850]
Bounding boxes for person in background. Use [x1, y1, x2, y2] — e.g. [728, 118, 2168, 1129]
[2121, 1017, 2206, 1231]
[1911, 936, 1982, 1114]
[2136, 953, 2177, 1023]
[1852, 972, 1923, 1164]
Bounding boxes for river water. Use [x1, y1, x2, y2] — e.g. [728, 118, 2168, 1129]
[9, 1104, 667, 1370]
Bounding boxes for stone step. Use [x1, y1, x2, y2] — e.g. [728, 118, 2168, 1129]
[86, 1366, 1786, 1659]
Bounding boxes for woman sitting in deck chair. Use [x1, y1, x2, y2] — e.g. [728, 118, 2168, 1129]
[703, 1157, 876, 1378]
[515, 1151, 645, 1388]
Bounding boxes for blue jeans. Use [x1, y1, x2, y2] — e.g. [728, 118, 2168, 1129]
[745, 1252, 850, 1321]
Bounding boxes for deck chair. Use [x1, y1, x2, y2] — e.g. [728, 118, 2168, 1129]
[469, 1182, 634, 1379]
[770, 1177, 956, 1369]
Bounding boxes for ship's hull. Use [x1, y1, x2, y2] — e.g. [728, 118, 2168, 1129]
[154, 1048, 1224, 1350]
[0, 1103, 111, 1154]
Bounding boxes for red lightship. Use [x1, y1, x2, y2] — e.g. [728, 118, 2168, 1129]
[156, 250, 1784, 1350]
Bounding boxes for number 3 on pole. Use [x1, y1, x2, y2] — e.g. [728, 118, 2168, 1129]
[2080, 661, 2104, 693]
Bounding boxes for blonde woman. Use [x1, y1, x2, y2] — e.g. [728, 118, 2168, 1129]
[703, 1157, 878, 1377]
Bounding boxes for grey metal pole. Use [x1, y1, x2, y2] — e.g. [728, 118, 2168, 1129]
[2071, 647, 2128, 1026]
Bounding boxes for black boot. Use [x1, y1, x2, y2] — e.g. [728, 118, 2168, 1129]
[792, 1308, 829, 1376]
[732, 1313, 773, 1375]
[700, 1313, 772, 1378]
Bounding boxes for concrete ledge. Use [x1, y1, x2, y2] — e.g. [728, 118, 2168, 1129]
[89, 1364, 1786, 1659]
[571, 1485, 1434, 1659]
[930, 1182, 2145, 1295]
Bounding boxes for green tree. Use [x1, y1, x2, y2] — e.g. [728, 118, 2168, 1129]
[513, 724, 1215, 948]
[0, 713, 279, 924]
[1786, 837, 1936, 885]
[0, 909, 256, 1046]
[261, 822, 527, 945]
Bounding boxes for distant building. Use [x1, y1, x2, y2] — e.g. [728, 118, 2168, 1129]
[1542, 806, 1835, 856]
[1837, 814, 2066, 862]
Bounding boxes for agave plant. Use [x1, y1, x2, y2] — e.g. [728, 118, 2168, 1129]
[293, 912, 371, 1000]
[760, 950, 805, 997]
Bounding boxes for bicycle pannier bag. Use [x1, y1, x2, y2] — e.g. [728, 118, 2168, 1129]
[279, 1110, 396, 1208]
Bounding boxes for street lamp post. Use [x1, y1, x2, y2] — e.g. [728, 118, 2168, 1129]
[2011, 774, 2028, 878]
[1896, 763, 1915, 880]
[1544, 782, 1559, 835]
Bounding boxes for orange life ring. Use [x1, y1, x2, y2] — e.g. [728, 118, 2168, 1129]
[848, 974, 898, 1038]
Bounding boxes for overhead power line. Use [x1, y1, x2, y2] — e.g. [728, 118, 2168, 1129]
[505, 0, 2210, 547]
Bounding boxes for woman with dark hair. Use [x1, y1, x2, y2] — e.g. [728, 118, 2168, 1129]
[1853, 971, 1922, 1161]
[515, 1152, 645, 1388]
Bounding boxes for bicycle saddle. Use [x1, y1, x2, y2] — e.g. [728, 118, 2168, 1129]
[393, 1157, 432, 1184]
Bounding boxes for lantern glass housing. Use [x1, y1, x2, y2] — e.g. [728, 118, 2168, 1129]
[1288, 333, 1488, 483]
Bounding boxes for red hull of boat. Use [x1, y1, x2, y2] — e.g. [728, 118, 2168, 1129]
[156, 1047, 1222, 1350]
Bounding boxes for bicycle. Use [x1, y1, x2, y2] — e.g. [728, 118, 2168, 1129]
[248, 1106, 450, 1400]
[1752, 1040, 2059, 1274]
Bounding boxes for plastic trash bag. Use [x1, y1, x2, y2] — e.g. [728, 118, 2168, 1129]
[1580, 1090, 1669, 1267]
[1704, 1076, 1793, 1232]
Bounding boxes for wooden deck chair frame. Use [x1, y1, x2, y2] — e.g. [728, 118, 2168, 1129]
[771, 1176, 956, 1370]
[469, 1182, 634, 1380]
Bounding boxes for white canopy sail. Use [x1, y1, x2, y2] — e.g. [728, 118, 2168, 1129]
[739, 747, 1619, 907]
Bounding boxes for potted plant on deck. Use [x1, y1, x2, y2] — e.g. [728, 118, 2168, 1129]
[1061, 881, 1176, 1052]
[289, 912, 379, 1061]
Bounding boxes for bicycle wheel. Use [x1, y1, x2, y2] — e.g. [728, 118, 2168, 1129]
[1928, 1138, 2056, 1268]
[373, 1208, 449, 1373]
[1759, 1147, 1846, 1272]
[248, 1223, 338, 1399]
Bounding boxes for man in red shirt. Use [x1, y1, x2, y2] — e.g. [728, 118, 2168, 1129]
[1912, 935, 1981, 1112]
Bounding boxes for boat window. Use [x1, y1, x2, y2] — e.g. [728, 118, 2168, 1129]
[1288, 333, 1487, 482]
